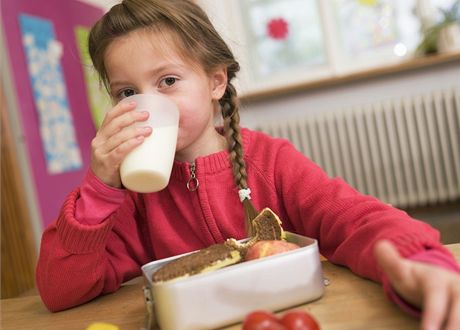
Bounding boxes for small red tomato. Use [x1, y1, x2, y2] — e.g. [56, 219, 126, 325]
[242, 310, 286, 330]
[280, 310, 320, 330]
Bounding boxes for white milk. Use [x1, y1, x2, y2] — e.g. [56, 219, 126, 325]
[118, 93, 179, 193]
[120, 125, 178, 193]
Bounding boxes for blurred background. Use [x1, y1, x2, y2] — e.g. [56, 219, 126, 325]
[1, 0, 459, 299]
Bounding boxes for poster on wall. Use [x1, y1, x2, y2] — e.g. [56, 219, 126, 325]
[19, 14, 83, 174]
[1, 0, 104, 229]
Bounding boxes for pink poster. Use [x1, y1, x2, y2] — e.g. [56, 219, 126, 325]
[1, 0, 104, 228]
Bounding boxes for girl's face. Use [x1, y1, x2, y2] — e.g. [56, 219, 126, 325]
[104, 30, 228, 162]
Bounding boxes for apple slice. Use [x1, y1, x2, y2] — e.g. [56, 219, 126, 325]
[245, 240, 300, 261]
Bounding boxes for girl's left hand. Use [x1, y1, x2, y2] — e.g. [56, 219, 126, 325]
[374, 240, 460, 330]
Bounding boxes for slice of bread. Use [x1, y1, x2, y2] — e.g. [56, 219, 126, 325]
[226, 207, 286, 254]
[152, 243, 242, 283]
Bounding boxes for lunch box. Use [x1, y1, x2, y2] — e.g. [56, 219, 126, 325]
[141, 232, 324, 330]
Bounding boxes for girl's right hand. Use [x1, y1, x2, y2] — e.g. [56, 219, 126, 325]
[375, 240, 460, 330]
[90, 101, 152, 188]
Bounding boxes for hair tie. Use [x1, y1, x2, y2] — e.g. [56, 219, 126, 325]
[238, 188, 252, 202]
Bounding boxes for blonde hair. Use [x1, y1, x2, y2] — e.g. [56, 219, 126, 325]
[88, 0, 257, 234]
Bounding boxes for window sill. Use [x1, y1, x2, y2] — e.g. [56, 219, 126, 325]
[240, 51, 460, 103]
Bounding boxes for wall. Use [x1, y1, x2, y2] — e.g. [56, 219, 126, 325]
[239, 61, 460, 128]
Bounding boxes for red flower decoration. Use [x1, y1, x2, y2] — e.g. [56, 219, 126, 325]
[267, 17, 289, 40]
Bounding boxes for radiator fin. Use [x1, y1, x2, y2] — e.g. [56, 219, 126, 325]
[255, 88, 460, 207]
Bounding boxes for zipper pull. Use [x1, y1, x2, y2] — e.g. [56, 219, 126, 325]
[187, 162, 199, 191]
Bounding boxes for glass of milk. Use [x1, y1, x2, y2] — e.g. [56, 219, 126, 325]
[119, 94, 179, 193]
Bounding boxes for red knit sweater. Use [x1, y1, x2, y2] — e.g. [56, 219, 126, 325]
[36, 128, 459, 312]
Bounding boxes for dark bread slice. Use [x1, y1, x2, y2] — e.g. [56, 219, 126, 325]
[152, 243, 242, 283]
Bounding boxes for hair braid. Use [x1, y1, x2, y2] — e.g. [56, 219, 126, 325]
[221, 84, 246, 189]
[221, 81, 258, 235]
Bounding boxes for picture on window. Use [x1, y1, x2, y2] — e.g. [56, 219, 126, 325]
[239, 0, 327, 83]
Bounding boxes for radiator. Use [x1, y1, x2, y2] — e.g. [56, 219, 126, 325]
[256, 88, 460, 208]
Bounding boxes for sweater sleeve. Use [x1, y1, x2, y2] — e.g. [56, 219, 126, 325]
[273, 141, 458, 282]
[36, 177, 152, 312]
[75, 169, 127, 225]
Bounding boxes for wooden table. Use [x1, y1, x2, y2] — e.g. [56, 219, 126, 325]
[2, 244, 459, 330]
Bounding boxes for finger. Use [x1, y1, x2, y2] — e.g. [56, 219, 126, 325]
[421, 282, 448, 330]
[445, 287, 460, 330]
[93, 101, 138, 149]
[104, 134, 148, 165]
[95, 108, 149, 149]
[101, 100, 136, 128]
[104, 109, 149, 136]
[102, 125, 152, 155]
[92, 125, 151, 166]
[91, 132, 148, 188]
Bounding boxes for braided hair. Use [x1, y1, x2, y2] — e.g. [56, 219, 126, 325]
[220, 66, 258, 235]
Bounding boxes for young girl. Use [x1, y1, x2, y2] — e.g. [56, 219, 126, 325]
[37, 0, 460, 328]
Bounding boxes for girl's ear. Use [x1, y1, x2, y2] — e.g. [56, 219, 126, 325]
[211, 67, 228, 100]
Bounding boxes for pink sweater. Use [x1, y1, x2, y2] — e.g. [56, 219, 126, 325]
[36, 128, 459, 312]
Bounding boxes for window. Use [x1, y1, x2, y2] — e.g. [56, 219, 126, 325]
[430, 0, 459, 22]
[240, 0, 326, 81]
[198, 0, 459, 95]
[331, 0, 420, 64]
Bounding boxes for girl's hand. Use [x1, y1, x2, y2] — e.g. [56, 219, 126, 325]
[90, 101, 152, 188]
[374, 240, 460, 330]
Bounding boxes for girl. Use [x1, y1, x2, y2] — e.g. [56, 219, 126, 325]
[36, 0, 460, 329]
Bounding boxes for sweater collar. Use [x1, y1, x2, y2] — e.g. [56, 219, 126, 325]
[171, 127, 251, 181]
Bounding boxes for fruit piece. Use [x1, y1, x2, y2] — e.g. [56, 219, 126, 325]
[280, 310, 320, 330]
[245, 240, 300, 261]
[85, 322, 119, 330]
[242, 310, 286, 330]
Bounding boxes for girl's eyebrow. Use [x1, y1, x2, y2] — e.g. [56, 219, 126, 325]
[109, 80, 131, 92]
[109, 63, 185, 91]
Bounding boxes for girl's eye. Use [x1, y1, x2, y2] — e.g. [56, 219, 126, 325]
[159, 77, 177, 89]
[117, 88, 136, 100]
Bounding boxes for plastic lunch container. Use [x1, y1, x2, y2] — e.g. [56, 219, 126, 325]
[141, 232, 324, 330]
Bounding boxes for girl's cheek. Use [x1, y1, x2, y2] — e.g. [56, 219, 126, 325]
[175, 130, 184, 148]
